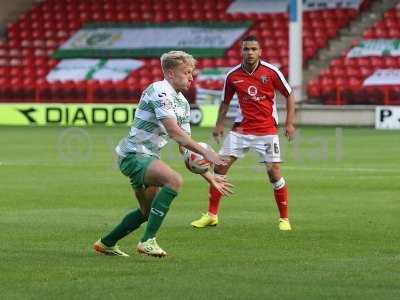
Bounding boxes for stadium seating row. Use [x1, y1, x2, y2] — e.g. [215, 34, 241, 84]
[307, 4, 400, 105]
[0, 0, 367, 102]
[308, 84, 400, 105]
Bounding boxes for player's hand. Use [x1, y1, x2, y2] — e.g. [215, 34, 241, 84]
[212, 125, 224, 144]
[285, 123, 296, 141]
[203, 149, 226, 166]
[210, 174, 234, 196]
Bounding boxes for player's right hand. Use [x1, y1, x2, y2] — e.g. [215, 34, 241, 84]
[284, 123, 296, 141]
[212, 125, 224, 144]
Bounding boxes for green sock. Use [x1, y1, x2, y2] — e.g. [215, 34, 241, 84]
[102, 209, 146, 247]
[141, 186, 178, 242]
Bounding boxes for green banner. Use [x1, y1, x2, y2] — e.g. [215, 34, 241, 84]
[0, 103, 218, 127]
[347, 39, 400, 57]
[53, 22, 251, 59]
[46, 59, 144, 82]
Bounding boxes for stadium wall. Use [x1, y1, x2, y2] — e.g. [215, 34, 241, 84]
[278, 105, 375, 126]
[0, 102, 377, 127]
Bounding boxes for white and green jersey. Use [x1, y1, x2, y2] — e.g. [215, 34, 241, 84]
[116, 79, 191, 158]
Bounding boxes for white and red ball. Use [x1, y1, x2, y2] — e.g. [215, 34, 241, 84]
[183, 142, 212, 174]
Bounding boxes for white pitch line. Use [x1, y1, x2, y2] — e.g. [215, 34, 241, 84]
[283, 166, 399, 173]
[233, 165, 399, 174]
[0, 161, 398, 174]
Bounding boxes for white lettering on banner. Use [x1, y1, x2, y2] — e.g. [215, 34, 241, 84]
[375, 106, 400, 129]
[177, 29, 226, 47]
[58, 25, 249, 52]
[304, 0, 361, 10]
[363, 69, 400, 86]
[72, 30, 122, 48]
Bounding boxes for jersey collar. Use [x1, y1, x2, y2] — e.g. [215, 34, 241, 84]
[241, 60, 261, 75]
[163, 78, 186, 100]
[163, 79, 178, 97]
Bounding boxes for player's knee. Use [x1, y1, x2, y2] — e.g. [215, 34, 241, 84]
[268, 173, 280, 182]
[271, 177, 286, 190]
[140, 207, 150, 220]
[165, 172, 183, 191]
[267, 164, 281, 182]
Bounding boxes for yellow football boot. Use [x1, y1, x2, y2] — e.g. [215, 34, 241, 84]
[279, 218, 292, 231]
[190, 213, 218, 228]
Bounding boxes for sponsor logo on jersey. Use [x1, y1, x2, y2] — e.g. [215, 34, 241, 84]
[233, 80, 244, 84]
[247, 85, 258, 96]
[245, 85, 266, 102]
[159, 97, 175, 110]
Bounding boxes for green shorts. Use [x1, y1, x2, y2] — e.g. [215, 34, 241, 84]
[118, 153, 157, 189]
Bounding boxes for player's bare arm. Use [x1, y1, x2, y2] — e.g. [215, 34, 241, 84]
[161, 117, 225, 166]
[179, 140, 232, 195]
[213, 101, 230, 144]
[200, 172, 233, 196]
[285, 93, 296, 141]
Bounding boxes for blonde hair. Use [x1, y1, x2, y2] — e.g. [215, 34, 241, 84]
[160, 50, 196, 72]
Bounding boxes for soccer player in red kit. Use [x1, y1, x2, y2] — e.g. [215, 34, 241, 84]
[191, 35, 296, 230]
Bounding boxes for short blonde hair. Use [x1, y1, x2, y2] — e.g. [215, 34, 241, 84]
[160, 50, 196, 72]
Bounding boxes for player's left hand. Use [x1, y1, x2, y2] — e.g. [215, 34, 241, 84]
[210, 174, 234, 196]
[204, 149, 227, 166]
[285, 123, 296, 141]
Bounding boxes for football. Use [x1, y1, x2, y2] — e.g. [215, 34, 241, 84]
[183, 142, 212, 174]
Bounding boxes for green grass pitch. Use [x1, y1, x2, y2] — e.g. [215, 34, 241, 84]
[0, 126, 399, 299]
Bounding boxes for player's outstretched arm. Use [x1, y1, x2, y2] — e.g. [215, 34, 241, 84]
[285, 93, 296, 141]
[201, 172, 234, 196]
[161, 118, 226, 166]
[179, 149, 233, 196]
[213, 101, 230, 144]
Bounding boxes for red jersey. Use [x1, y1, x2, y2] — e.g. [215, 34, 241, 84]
[223, 60, 292, 135]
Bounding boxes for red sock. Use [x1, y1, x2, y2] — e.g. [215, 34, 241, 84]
[208, 185, 222, 216]
[274, 184, 288, 219]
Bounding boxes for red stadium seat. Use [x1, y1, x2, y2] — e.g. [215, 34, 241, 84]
[330, 58, 344, 68]
[383, 56, 400, 69]
[1, 0, 374, 104]
[389, 86, 400, 104]
[331, 66, 346, 78]
[370, 57, 384, 69]
[307, 79, 321, 98]
[355, 57, 371, 68]
[345, 66, 360, 77]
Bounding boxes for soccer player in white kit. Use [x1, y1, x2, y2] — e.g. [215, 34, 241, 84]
[94, 51, 231, 258]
